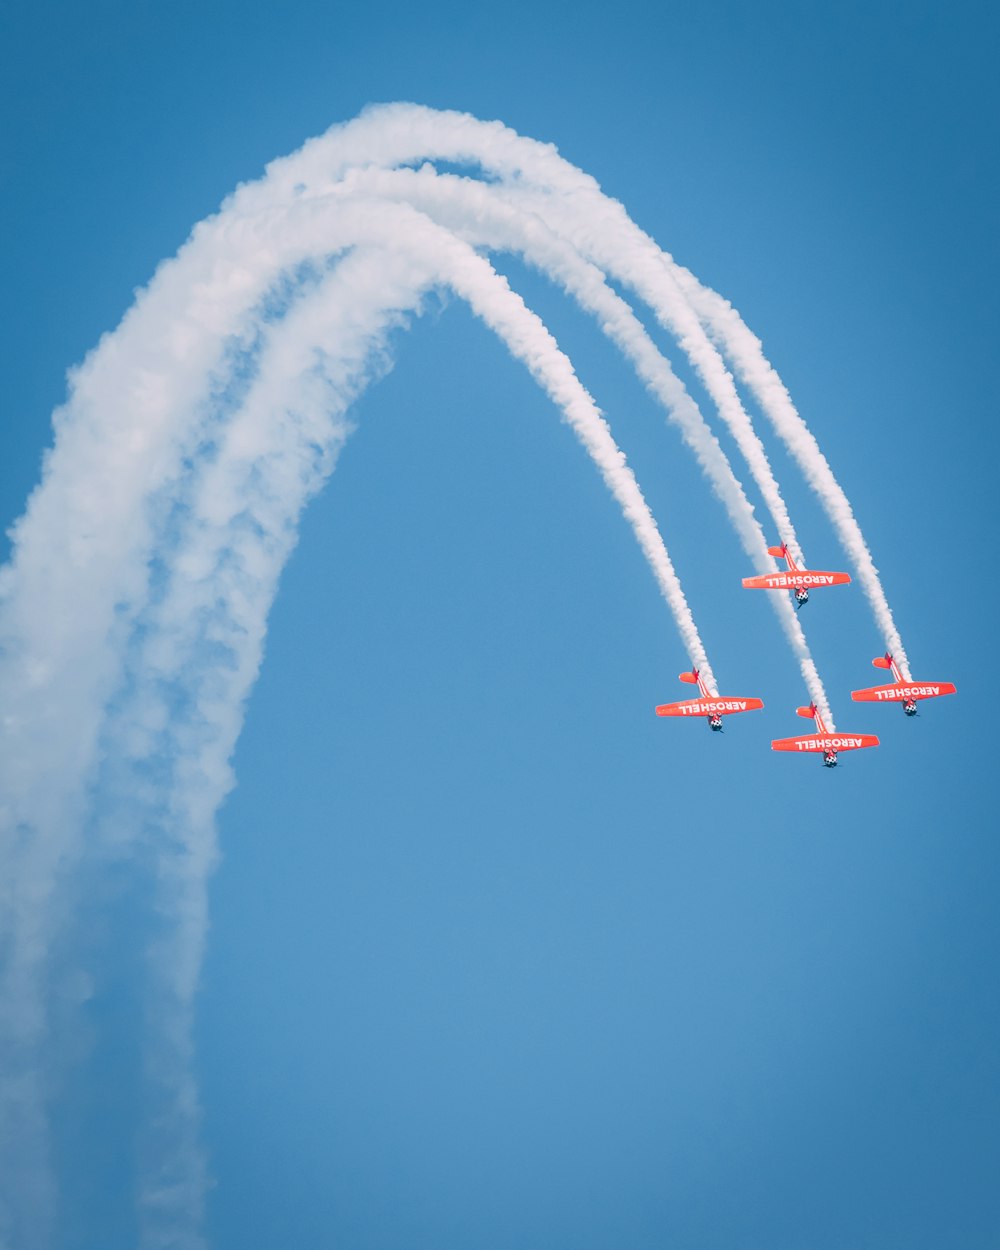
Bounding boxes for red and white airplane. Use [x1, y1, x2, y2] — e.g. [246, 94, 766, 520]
[655, 669, 764, 733]
[742, 543, 851, 609]
[851, 653, 956, 717]
[771, 704, 879, 768]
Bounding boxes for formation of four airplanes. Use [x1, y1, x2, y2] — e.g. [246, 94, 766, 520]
[654, 543, 956, 768]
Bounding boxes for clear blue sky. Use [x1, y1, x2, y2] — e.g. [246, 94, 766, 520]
[2, 2, 998, 1248]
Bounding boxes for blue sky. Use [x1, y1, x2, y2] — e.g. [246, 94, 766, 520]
[2, 2, 998, 1249]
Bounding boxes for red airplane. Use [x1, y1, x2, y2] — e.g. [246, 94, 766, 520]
[851, 653, 956, 717]
[771, 704, 879, 768]
[655, 669, 764, 733]
[742, 543, 851, 609]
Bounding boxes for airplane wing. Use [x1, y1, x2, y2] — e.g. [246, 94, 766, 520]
[851, 681, 956, 703]
[771, 732, 879, 753]
[656, 697, 764, 717]
[742, 571, 852, 590]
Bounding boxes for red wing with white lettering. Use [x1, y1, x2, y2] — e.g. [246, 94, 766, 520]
[771, 733, 880, 753]
[742, 542, 850, 608]
[770, 703, 879, 767]
[851, 654, 956, 716]
[655, 670, 763, 733]
[655, 696, 764, 717]
[742, 570, 851, 590]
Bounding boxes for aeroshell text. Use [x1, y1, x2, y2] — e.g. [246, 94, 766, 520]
[679, 700, 748, 715]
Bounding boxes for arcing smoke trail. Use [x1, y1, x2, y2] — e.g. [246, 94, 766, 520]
[320, 162, 832, 721]
[281, 102, 906, 679]
[258, 106, 807, 566]
[2, 101, 889, 1244]
[0, 176, 712, 1245]
[130, 205, 716, 1236]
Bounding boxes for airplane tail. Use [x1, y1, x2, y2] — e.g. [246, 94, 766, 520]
[796, 705, 817, 719]
[679, 671, 700, 685]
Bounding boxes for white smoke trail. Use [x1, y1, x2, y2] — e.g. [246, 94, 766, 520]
[0, 189, 714, 1245]
[0, 201, 367, 1250]
[281, 102, 904, 681]
[2, 101, 890, 1244]
[122, 214, 718, 1244]
[315, 162, 833, 719]
[665, 268, 912, 679]
[256, 105, 807, 566]
[126, 243, 428, 1250]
